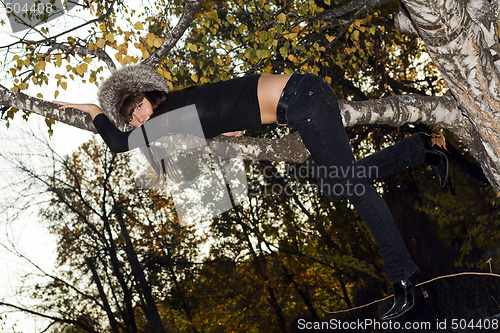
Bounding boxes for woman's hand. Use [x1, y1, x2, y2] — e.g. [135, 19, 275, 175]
[221, 131, 244, 137]
[52, 101, 104, 120]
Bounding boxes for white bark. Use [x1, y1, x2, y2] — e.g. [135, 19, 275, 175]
[0, 83, 96, 132]
[400, 0, 500, 192]
[0, 81, 457, 163]
[207, 94, 460, 163]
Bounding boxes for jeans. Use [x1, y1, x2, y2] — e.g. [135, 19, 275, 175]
[283, 73, 424, 283]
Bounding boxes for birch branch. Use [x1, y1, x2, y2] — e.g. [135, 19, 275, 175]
[142, 0, 202, 67]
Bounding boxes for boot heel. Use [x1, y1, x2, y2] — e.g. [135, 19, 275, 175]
[380, 270, 421, 320]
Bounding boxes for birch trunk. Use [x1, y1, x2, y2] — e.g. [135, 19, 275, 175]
[397, 0, 500, 192]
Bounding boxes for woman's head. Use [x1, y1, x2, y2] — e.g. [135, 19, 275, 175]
[118, 90, 168, 127]
[97, 64, 169, 128]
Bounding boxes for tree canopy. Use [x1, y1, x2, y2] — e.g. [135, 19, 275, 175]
[1, 0, 499, 191]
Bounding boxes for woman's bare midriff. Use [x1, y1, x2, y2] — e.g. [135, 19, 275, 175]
[257, 74, 292, 124]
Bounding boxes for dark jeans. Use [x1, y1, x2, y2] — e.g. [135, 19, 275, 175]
[282, 73, 424, 283]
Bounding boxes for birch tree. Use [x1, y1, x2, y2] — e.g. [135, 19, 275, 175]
[1, 0, 499, 192]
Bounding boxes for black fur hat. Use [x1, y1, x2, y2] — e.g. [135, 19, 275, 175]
[98, 64, 169, 129]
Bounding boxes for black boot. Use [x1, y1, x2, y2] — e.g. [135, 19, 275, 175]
[417, 133, 449, 187]
[380, 270, 421, 321]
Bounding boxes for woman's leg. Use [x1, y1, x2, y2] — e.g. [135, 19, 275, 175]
[307, 133, 427, 182]
[284, 74, 419, 283]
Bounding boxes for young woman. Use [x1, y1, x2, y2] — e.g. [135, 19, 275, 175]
[54, 64, 448, 320]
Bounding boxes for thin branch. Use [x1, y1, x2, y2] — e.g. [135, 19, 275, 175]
[47, 40, 115, 70]
[319, 0, 392, 20]
[0, 302, 98, 333]
[0, 242, 104, 310]
[142, 0, 202, 67]
[323, 271, 500, 314]
[0, 0, 118, 50]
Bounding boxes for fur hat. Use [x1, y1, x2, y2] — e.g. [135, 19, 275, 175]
[98, 64, 169, 129]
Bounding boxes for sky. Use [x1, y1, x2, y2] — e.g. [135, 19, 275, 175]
[0, 80, 96, 331]
[0, 103, 95, 331]
[0, 1, 106, 330]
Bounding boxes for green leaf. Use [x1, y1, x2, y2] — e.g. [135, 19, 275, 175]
[277, 13, 286, 24]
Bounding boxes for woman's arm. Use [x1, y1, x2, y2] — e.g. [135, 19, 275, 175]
[52, 101, 104, 120]
[53, 101, 131, 153]
[52, 100, 243, 152]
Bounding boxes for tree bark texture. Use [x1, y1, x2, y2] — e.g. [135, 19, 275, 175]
[398, 0, 500, 192]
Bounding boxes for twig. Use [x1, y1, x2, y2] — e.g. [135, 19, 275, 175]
[322, 271, 500, 314]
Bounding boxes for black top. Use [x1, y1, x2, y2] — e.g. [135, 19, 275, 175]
[93, 75, 264, 153]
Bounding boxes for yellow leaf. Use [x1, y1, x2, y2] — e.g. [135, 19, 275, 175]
[263, 63, 272, 74]
[36, 93, 43, 98]
[187, 43, 198, 52]
[96, 39, 106, 49]
[191, 74, 198, 83]
[277, 13, 286, 24]
[55, 54, 62, 67]
[75, 65, 84, 76]
[39, 61, 46, 71]
[54, 90, 59, 99]
[99, 24, 106, 32]
[121, 55, 132, 64]
[84, 57, 92, 64]
[326, 35, 335, 43]
[146, 34, 155, 47]
[154, 38, 162, 48]
[134, 21, 144, 30]
[61, 81, 67, 90]
[106, 33, 114, 43]
[12, 55, 19, 61]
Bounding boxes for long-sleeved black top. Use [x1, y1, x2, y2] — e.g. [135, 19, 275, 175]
[93, 75, 264, 153]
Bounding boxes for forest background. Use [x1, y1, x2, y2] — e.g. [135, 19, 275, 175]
[0, 0, 499, 331]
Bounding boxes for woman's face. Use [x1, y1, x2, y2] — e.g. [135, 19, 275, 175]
[129, 97, 153, 127]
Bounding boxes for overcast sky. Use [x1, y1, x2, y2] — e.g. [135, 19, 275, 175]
[0, 2, 105, 330]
